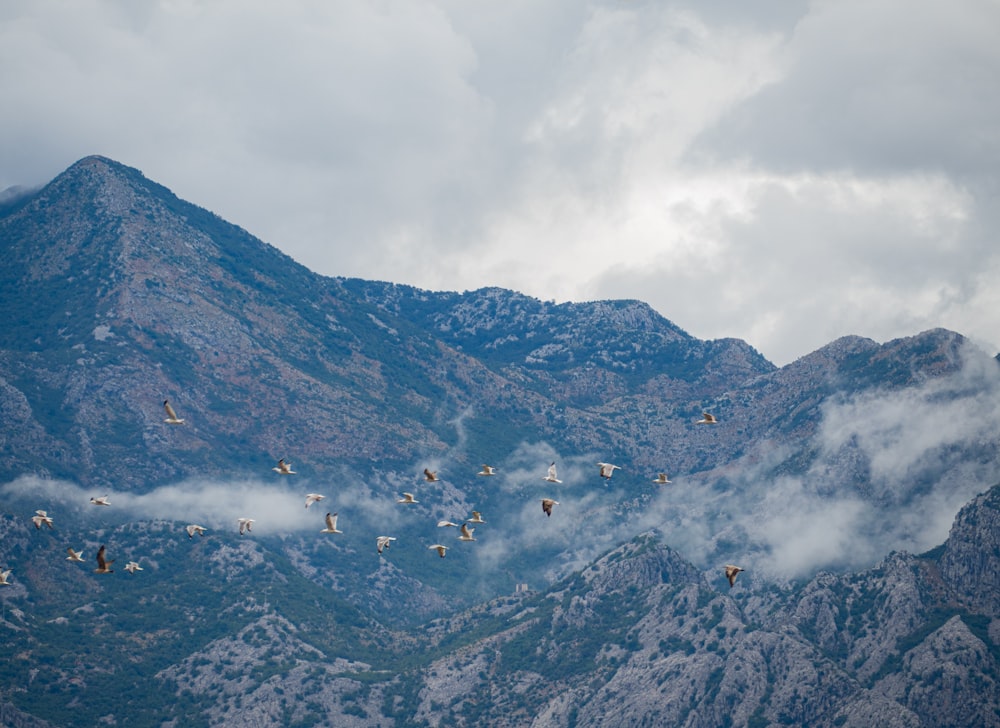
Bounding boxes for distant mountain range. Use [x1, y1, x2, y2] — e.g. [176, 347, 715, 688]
[1, 156, 998, 726]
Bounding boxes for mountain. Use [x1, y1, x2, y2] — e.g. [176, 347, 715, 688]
[1, 156, 999, 725]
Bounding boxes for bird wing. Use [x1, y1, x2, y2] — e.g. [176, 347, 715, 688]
[96, 546, 107, 570]
[164, 400, 179, 420]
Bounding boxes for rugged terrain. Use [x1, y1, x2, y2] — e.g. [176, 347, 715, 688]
[1, 156, 999, 726]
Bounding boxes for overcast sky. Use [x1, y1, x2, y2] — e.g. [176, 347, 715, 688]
[2, 0, 998, 365]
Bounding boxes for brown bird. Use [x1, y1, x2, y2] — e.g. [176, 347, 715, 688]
[163, 399, 185, 424]
[423, 468, 440, 482]
[724, 565, 744, 588]
[94, 545, 114, 574]
[697, 412, 718, 425]
[541, 498, 559, 517]
[477, 464, 497, 476]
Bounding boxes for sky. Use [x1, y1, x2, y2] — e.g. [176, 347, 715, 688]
[2, 0, 998, 366]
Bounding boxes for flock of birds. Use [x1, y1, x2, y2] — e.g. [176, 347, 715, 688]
[0, 401, 746, 590]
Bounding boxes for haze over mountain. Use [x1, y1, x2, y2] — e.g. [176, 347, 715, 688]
[1, 156, 999, 726]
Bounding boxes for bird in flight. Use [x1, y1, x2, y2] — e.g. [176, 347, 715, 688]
[724, 565, 744, 588]
[477, 465, 497, 476]
[458, 523, 476, 542]
[543, 463, 562, 484]
[94, 545, 114, 574]
[163, 400, 185, 425]
[32, 510, 54, 530]
[272, 459, 296, 475]
[423, 468, 440, 482]
[697, 412, 718, 425]
[376, 536, 396, 555]
[124, 561, 143, 574]
[397, 492, 419, 504]
[437, 520, 459, 528]
[597, 462, 620, 479]
[653, 473, 672, 485]
[304, 493, 325, 509]
[541, 498, 559, 517]
[0, 569, 11, 586]
[186, 524, 207, 539]
[321, 512, 343, 534]
[238, 518, 255, 535]
[468, 511, 486, 524]
[428, 544, 448, 558]
[90, 495, 111, 506]
[66, 548, 85, 562]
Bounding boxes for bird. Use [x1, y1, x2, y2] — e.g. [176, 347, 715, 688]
[437, 520, 459, 528]
[543, 463, 562, 484]
[304, 493, 325, 509]
[397, 492, 418, 504]
[697, 412, 719, 425]
[32, 510, 54, 530]
[428, 544, 448, 558]
[163, 399, 185, 424]
[89, 495, 110, 506]
[653, 473, 672, 485]
[0, 569, 11, 586]
[66, 548, 85, 562]
[468, 511, 486, 524]
[186, 524, 207, 539]
[320, 512, 343, 534]
[423, 468, 440, 482]
[458, 523, 476, 541]
[597, 462, 620, 479]
[94, 545, 114, 574]
[124, 561, 143, 574]
[376, 536, 396, 555]
[724, 565, 744, 588]
[541, 498, 559, 517]
[477, 464, 497, 477]
[238, 518, 255, 535]
[272, 458, 296, 475]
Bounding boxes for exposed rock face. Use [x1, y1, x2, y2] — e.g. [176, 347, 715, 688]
[3, 157, 1000, 726]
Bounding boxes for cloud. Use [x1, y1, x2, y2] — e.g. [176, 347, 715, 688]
[2, 1, 999, 366]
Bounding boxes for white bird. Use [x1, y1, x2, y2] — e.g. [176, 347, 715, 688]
[238, 518, 255, 535]
[124, 561, 143, 574]
[0, 569, 11, 586]
[653, 473, 672, 485]
[437, 520, 459, 528]
[423, 468, 440, 482]
[32, 510, 53, 530]
[66, 548, 85, 562]
[397, 492, 418, 504]
[186, 524, 207, 538]
[597, 462, 620, 479]
[304, 493, 325, 509]
[543, 463, 562, 484]
[321, 512, 343, 534]
[163, 399, 185, 424]
[458, 523, 476, 542]
[94, 545, 114, 574]
[376, 536, 396, 555]
[697, 412, 719, 425]
[429, 544, 448, 558]
[725, 565, 745, 588]
[468, 511, 486, 524]
[477, 464, 497, 477]
[90, 495, 111, 506]
[541, 498, 559, 517]
[272, 458, 296, 475]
